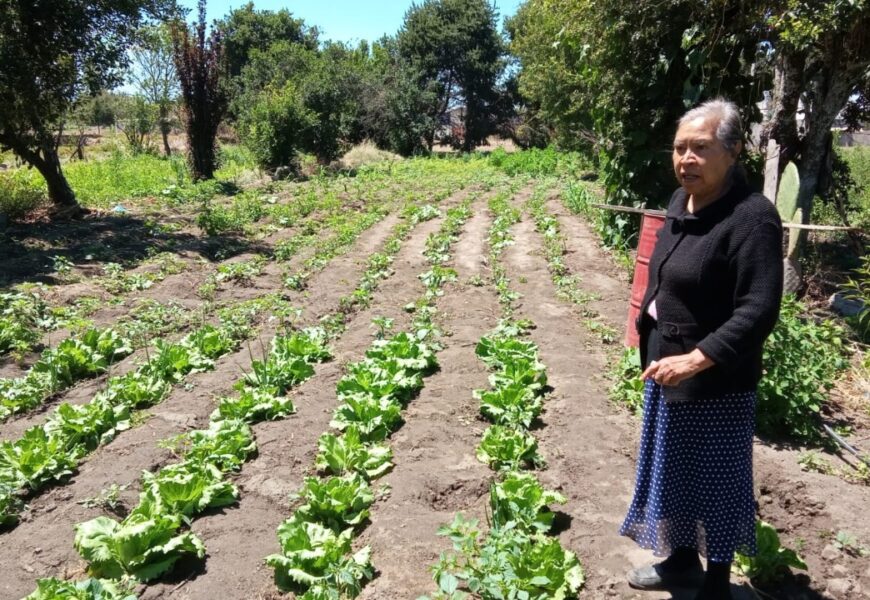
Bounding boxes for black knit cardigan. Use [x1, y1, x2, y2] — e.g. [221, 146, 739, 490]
[636, 173, 784, 402]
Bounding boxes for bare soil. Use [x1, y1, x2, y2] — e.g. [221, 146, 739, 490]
[1, 184, 868, 600]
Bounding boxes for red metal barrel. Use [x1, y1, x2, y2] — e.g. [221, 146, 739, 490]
[625, 213, 667, 347]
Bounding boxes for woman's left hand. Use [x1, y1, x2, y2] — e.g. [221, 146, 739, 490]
[641, 348, 714, 386]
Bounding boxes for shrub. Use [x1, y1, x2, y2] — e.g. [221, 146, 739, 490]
[238, 82, 316, 172]
[0, 169, 46, 219]
[758, 296, 849, 441]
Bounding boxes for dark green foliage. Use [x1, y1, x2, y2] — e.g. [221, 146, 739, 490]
[215, 2, 318, 81]
[171, 0, 227, 181]
[238, 82, 316, 171]
[509, 0, 764, 207]
[361, 39, 438, 155]
[398, 0, 506, 151]
[758, 296, 849, 441]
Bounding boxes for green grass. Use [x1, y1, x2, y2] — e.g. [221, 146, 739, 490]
[0, 145, 259, 215]
[838, 145, 870, 228]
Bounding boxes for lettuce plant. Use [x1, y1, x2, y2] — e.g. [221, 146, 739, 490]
[330, 395, 403, 442]
[428, 514, 584, 600]
[315, 427, 393, 480]
[74, 512, 205, 581]
[294, 475, 374, 531]
[476, 383, 543, 429]
[211, 388, 295, 423]
[265, 517, 372, 597]
[183, 419, 257, 472]
[489, 472, 566, 534]
[43, 398, 131, 452]
[131, 461, 238, 519]
[476, 426, 543, 471]
[0, 427, 78, 489]
[24, 577, 137, 600]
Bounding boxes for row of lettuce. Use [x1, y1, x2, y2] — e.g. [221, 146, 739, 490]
[420, 187, 584, 599]
[18, 189, 483, 598]
[265, 200, 475, 598]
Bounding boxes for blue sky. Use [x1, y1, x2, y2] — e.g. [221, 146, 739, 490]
[179, 1, 525, 42]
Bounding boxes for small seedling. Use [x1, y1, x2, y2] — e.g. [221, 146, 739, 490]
[833, 531, 870, 557]
[371, 316, 394, 340]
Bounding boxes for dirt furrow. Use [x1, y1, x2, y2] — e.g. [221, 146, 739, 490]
[136, 193, 476, 600]
[545, 195, 629, 329]
[501, 212, 651, 599]
[0, 223, 324, 441]
[355, 197, 500, 600]
[0, 209, 407, 600]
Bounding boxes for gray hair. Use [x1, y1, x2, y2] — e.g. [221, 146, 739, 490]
[679, 98, 743, 156]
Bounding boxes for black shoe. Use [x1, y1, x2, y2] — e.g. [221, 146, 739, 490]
[627, 561, 705, 590]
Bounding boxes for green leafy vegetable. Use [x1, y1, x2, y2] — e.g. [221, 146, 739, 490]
[476, 426, 543, 471]
[74, 512, 205, 581]
[428, 514, 584, 600]
[330, 395, 403, 442]
[734, 520, 808, 584]
[211, 388, 295, 423]
[183, 419, 257, 471]
[490, 472, 565, 534]
[0, 427, 78, 489]
[477, 382, 543, 428]
[265, 517, 373, 597]
[315, 427, 393, 480]
[24, 577, 137, 600]
[294, 475, 374, 531]
[131, 461, 238, 519]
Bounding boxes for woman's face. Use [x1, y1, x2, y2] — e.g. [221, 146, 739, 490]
[672, 116, 738, 200]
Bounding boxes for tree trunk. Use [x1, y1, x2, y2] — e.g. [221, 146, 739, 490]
[159, 105, 172, 157]
[38, 148, 78, 208]
[763, 51, 804, 173]
[17, 144, 78, 209]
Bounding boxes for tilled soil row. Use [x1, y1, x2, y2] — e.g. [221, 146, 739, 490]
[355, 187, 504, 599]
[0, 203, 412, 600]
[136, 187, 494, 600]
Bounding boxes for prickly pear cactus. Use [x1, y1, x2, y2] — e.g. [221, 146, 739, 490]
[776, 162, 799, 223]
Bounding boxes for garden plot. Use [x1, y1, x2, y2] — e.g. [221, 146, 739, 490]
[1, 159, 868, 600]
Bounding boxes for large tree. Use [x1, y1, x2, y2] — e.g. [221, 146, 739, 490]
[172, 0, 227, 181]
[398, 0, 506, 151]
[509, 0, 764, 207]
[760, 0, 870, 289]
[0, 0, 171, 212]
[130, 24, 179, 156]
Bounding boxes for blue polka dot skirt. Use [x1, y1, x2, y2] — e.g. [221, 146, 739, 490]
[619, 379, 757, 563]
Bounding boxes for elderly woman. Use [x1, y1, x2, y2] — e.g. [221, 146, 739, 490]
[619, 99, 783, 600]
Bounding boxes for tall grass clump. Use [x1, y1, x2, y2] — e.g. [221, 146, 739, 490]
[488, 147, 592, 178]
[0, 168, 46, 219]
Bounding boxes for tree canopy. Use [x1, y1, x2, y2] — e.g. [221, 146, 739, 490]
[399, 0, 506, 151]
[0, 0, 172, 209]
